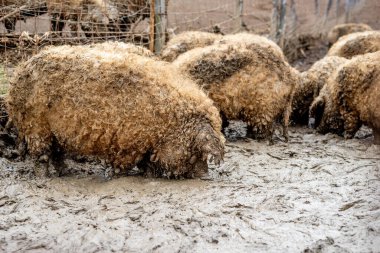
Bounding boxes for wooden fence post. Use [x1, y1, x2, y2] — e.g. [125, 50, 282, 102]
[153, 0, 167, 54]
[314, 0, 319, 15]
[235, 0, 243, 33]
[149, 0, 155, 52]
[336, 0, 341, 19]
[271, 0, 287, 47]
[288, 0, 297, 36]
[344, 0, 360, 23]
[270, 0, 279, 40]
[279, 0, 287, 48]
[323, 0, 333, 24]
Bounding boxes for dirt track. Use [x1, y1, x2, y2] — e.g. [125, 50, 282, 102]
[0, 124, 379, 252]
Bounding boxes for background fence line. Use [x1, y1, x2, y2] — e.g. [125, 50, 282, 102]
[0, 0, 378, 62]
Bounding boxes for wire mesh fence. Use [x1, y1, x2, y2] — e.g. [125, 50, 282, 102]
[0, 0, 375, 63]
[0, 0, 154, 61]
[167, 0, 373, 63]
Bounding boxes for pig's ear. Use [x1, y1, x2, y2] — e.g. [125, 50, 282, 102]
[309, 97, 325, 129]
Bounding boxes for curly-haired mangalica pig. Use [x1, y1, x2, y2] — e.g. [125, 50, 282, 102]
[161, 31, 223, 62]
[327, 31, 380, 59]
[309, 51, 380, 144]
[7, 44, 225, 178]
[215, 33, 286, 61]
[87, 41, 156, 58]
[291, 56, 347, 124]
[327, 23, 373, 46]
[173, 40, 298, 143]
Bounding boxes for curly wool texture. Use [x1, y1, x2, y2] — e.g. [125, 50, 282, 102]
[7, 44, 225, 178]
[215, 33, 286, 61]
[327, 23, 372, 45]
[173, 42, 298, 141]
[327, 31, 380, 59]
[310, 51, 380, 144]
[86, 41, 155, 58]
[161, 31, 222, 62]
[292, 56, 347, 125]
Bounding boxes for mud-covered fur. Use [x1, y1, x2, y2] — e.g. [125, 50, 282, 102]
[215, 33, 286, 61]
[292, 56, 347, 125]
[327, 23, 373, 46]
[309, 51, 380, 144]
[161, 31, 222, 62]
[87, 41, 155, 58]
[328, 31, 380, 59]
[173, 39, 298, 142]
[7, 44, 225, 178]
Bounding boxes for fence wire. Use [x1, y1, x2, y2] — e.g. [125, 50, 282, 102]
[0, 0, 375, 63]
[0, 0, 152, 62]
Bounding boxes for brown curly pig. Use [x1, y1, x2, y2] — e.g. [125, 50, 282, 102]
[87, 41, 155, 58]
[309, 51, 380, 144]
[7, 44, 225, 178]
[327, 31, 380, 59]
[215, 33, 286, 61]
[292, 56, 347, 125]
[173, 42, 298, 143]
[327, 23, 373, 46]
[161, 31, 222, 62]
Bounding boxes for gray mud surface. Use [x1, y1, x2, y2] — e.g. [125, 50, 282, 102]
[0, 125, 379, 252]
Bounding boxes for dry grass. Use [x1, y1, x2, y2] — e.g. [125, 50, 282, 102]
[161, 31, 222, 62]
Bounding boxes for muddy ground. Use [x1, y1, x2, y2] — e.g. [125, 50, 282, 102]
[1, 0, 379, 251]
[0, 123, 379, 253]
